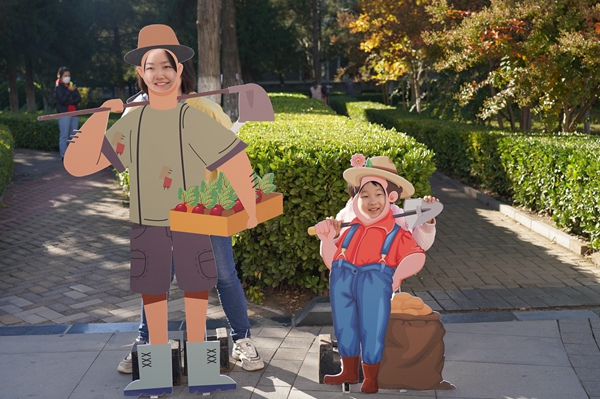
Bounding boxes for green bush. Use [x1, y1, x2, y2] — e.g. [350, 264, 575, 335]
[0, 112, 59, 151]
[333, 97, 600, 250]
[0, 112, 118, 152]
[0, 124, 15, 197]
[499, 136, 600, 249]
[233, 93, 436, 292]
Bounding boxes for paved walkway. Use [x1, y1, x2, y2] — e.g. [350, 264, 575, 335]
[1, 148, 599, 328]
[2, 149, 600, 399]
[2, 314, 600, 399]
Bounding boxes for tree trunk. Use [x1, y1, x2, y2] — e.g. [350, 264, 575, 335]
[506, 103, 516, 130]
[401, 79, 407, 111]
[197, 0, 222, 104]
[221, 0, 242, 122]
[311, 0, 320, 82]
[489, 86, 504, 129]
[562, 106, 573, 132]
[112, 26, 126, 100]
[520, 106, 532, 131]
[409, 57, 424, 113]
[7, 65, 19, 112]
[25, 57, 37, 112]
[381, 82, 389, 106]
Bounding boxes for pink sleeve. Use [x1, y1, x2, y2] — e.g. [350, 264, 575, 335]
[392, 203, 436, 251]
[412, 219, 436, 251]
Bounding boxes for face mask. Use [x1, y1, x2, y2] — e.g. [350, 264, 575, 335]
[62, 76, 71, 84]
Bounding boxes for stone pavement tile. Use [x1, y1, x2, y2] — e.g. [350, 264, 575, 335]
[568, 355, 600, 368]
[444, 333, 569, 367]
[429, 291, 451, 300]
[445, 290, 478, 309]
[565, 344, 597, 355]
[0, 314, 22, 325]
[280, 337, 315, 349]
[436, 362, 587, 399]
[583, 382, 600, 398]
[497, 295, 529, 309]
[444, 320, 560, 339]
[560, 333, 598, 346]
[67, 349, 132, 399]
[244, 386, 291, 399]
[258, 359, 303, 387]
[475, 290, 512, 309]
[559, 322, 593, 334]
[272, 348, 309, 361]
[574, 367, 600, 381]
[0, 351, 101, 399]
[437, 299, 462, 311]
[54, 313, 90, 324]
[515, 309, 598, 322]
[424, 300, 443, 311]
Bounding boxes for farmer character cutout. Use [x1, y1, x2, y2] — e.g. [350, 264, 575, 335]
[64, 25, 257, 396]
[314, 156, 427, 393]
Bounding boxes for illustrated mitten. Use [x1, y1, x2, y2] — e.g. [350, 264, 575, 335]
[187, 341, 236, 394]
[124, 343, 172, 397]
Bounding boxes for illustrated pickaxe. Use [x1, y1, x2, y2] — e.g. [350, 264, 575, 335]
[307, 198, 443, 236]
[37, 83, 274, 125]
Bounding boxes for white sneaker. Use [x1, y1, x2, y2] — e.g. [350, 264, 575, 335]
[231, 338, 264, 371]
[117, 338, 147, 374]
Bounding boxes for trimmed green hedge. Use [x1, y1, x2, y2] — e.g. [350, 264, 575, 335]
[333, 97, 600, 250]
[0, 112, 117, 152]
[234, 93, 436, 292]
[0, 124, 15, 197]
[0, 113, 59, 151]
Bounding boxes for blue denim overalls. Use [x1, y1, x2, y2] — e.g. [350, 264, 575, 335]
[330, 223, 401, 365]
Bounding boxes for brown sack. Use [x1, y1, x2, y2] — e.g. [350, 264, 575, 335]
[378, 312, 454, 390]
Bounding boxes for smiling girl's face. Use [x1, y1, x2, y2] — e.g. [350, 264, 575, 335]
[140, 49, 179, 95]
[357, 181, 387, 219]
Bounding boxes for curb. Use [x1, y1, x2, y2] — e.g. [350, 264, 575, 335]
[433, 171, 589, 256]
[293, 296, 600, 326]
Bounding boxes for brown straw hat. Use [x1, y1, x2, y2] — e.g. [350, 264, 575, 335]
[124, 24, 194, 66]
[343, 156, 415, 199]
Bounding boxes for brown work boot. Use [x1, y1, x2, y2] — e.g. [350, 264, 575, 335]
[361, 362, 380, 393]
[323, 356, 360, 385]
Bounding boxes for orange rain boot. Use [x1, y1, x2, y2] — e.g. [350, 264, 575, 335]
[324, 356, 360, 385]
[361, 362, 380, 393]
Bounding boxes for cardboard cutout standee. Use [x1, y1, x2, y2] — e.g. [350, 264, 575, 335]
[312, 155, 448, 393]
[63, 25, 278, 397]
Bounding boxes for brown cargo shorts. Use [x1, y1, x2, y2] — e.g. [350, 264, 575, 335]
[129, 223, 217, 295]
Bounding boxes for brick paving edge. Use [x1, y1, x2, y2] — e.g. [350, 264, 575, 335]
[433, 171, 589, 256]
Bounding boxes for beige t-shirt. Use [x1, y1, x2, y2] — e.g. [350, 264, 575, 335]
[106, 103, 246, 226]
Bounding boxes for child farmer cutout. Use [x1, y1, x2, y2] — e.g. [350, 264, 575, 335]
[314, 156, 429, 394]
[64, 25, 257, 396]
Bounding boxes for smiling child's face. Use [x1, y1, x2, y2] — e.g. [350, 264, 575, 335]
[357, 181, 387, 219]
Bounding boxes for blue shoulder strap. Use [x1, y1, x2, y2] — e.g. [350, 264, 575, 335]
[380, 223, 401, 258]
[341, 224, 360, 249]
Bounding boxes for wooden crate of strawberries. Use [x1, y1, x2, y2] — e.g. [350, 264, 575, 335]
[170, 172, 283, 237]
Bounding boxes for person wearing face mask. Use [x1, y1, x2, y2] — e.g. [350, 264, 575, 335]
[54, 66, 81, 160]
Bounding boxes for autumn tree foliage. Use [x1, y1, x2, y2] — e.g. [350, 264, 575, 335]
[346, 0, 435, 111]
[425, 0, 600, 132]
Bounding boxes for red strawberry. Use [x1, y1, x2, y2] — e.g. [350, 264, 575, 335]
[210, 205, 224, 216]
[174, 203, 187, 212]
[233, 199, 244, 213]
[192, 204, 205, 214]
[255, 190, 263, 203]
